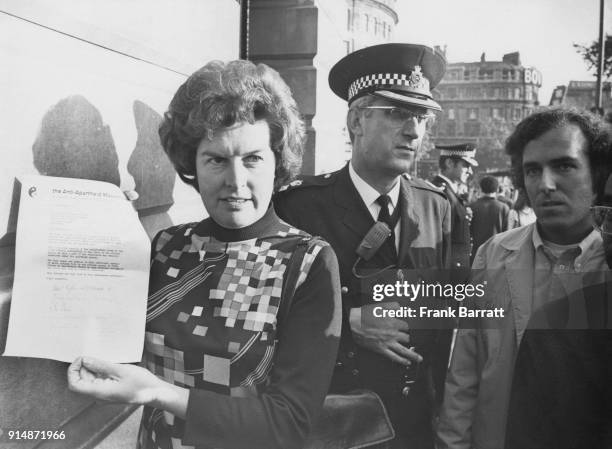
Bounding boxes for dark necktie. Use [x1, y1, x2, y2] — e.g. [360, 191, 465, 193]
[376, 195, 393, 228]
[376, 195, 396, 257]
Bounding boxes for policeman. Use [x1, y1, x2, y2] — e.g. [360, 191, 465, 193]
[431, 144, 478, 270]
[275, 43, 451, 449]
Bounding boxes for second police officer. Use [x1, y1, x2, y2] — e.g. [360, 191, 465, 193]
[431, 143, 479, 270]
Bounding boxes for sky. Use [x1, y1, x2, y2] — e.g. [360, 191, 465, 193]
[395, 0, 611, 104]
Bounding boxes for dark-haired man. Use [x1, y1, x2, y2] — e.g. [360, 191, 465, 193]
[469, 175, 509, 258]
[437, 108, 612, 449]
[505, 169, 612, 449]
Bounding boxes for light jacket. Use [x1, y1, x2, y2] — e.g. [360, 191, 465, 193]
[436, 223, 538, 449]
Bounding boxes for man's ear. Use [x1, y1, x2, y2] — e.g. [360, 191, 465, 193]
[347, 108, 363, 138]
[442, 158, 453, 171]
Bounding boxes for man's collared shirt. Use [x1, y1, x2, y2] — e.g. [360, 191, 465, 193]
[349, 162, 400, 252]
[531, 226, 606, 329]
[531, 225, 603, 273]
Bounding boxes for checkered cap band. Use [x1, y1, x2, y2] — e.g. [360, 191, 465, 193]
[439, 149, 477, 159]
[347, 72, 431, 101]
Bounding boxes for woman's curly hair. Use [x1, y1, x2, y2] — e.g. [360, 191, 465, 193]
[159, 60, 305, 191]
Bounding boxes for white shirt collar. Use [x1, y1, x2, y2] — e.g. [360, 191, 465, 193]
[349, 162, 402, 252]
[532, 225, 603, 267]
[349, 162, 400, 213]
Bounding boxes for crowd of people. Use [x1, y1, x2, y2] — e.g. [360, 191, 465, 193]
[65, 42, 611, 449]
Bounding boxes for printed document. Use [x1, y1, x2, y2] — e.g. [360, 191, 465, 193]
[4, 175, 150, 362]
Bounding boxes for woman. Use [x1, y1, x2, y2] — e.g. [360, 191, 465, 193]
[67, 60, 342, 449]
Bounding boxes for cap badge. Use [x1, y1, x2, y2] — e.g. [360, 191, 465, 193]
[409, 66, 422, 86]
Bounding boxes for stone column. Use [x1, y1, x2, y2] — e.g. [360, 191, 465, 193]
[248, 0, 318, 174]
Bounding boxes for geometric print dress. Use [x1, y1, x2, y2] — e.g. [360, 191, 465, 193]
[137, 207, 341, 449]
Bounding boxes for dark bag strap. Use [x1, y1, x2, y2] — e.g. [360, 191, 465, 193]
[278, 236, 319, 333]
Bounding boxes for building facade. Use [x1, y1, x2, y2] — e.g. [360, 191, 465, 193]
[344, 0, 398, 52]
[549, 80, 612, 114]
[420, 52, 542, 177]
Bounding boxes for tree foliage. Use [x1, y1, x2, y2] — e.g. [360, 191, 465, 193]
[573, 35, 612, 78]
[474, 117, 514, 173]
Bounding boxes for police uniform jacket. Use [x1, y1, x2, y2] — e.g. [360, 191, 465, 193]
[274, 164, 451, 440]
[431, 175, 471, 269]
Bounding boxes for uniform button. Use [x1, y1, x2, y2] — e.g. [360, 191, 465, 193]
[336, 361, 343, 367]
[402, 386, 411, 396]
[341, 286, 349, 294]
[351, 369, 359, 376]
[347, 351, 355, 358]
[456, 262, 461, 267]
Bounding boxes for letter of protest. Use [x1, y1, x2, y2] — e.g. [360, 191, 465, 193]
[3, 175, 150, 363]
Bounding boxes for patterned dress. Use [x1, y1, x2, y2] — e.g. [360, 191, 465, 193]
[137, 207, 341, 449]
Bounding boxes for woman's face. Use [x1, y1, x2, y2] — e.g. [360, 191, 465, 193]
[196, 120, 276, 229]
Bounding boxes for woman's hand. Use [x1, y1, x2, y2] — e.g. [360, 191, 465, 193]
[67, 356, 162, 405]
[67, 357, 189, 418]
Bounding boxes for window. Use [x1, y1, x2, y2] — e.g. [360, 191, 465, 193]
[492, 108, 501, 119]
[464, 122, 480, 136]
[448, 108, 455, 120]
[468, 108, 478, 120]
[364, 14, 369, 31]
[447, 87, 457, 98]
[344, 40, 351, 54]
[513, 109, 522, 120]
[479, 69, 493, 80]
[514, 88, 521, 99]
[347, 9, 352, 30]
[464, 70, 471, 80]
[445, 121, 456, 136]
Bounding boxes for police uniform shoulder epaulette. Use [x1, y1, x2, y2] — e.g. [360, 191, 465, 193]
[277, 172, 336, 192]
[405, 176, 447, 197]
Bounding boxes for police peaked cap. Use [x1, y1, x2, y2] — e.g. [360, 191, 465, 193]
[329, 43, 446, 111]
[436, 143, 479, 167]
